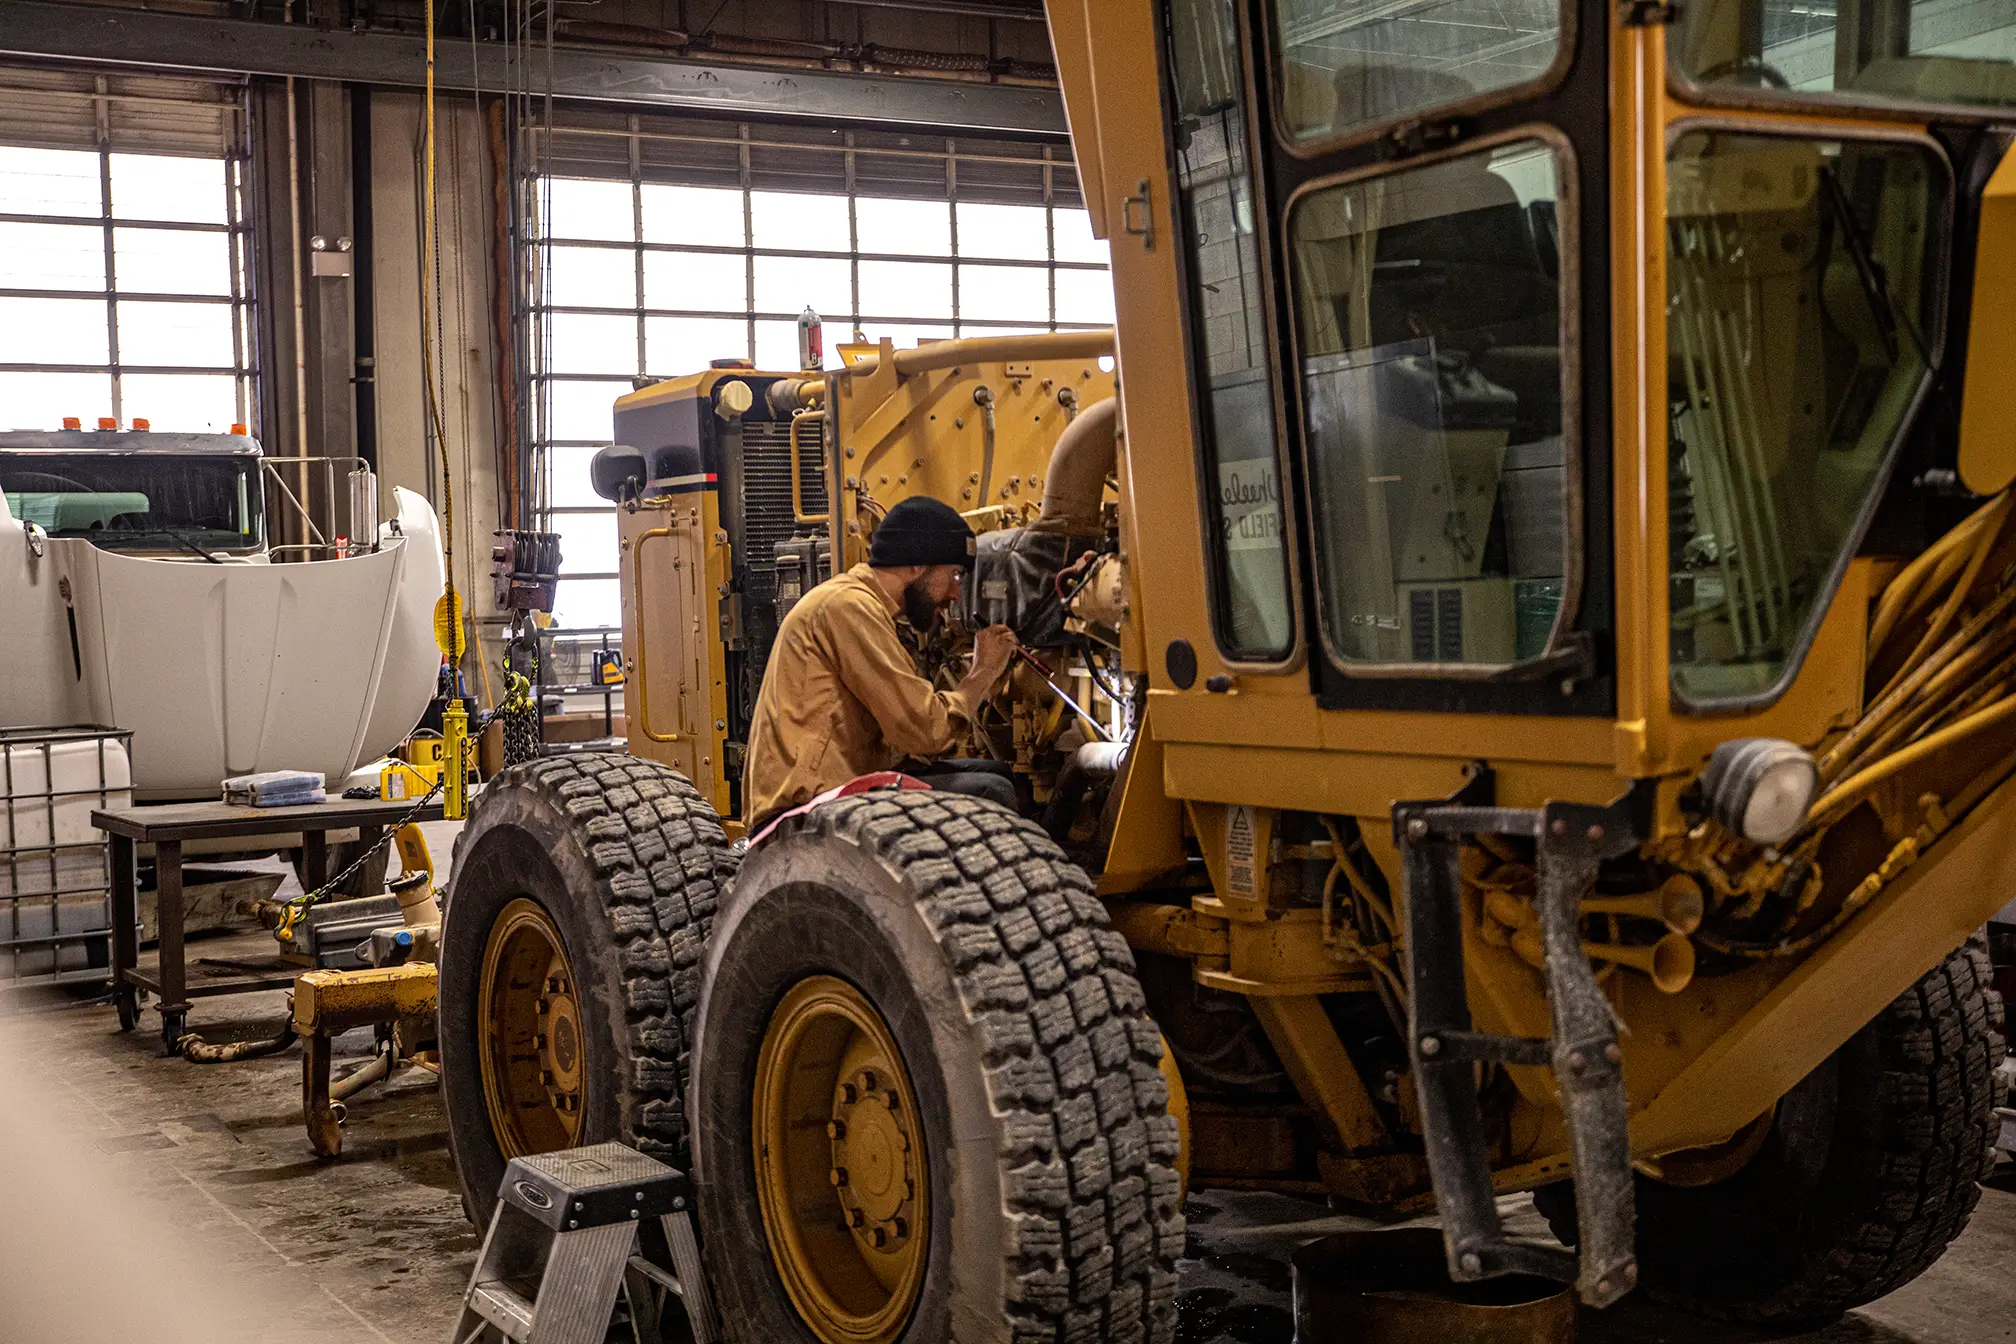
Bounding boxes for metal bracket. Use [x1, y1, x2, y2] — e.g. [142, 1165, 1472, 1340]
[1122, 179, 1156, 251]
[1395, 790, 1641, 1307]
[1617, 0, 1681, 25]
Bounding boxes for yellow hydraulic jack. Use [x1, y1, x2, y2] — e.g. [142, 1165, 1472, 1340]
[296, 961, 439, 1156]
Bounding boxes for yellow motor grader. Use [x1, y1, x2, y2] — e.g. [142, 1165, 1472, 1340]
[435, 0, 2016, 1339]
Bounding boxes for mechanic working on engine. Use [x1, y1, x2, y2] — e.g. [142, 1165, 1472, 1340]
[743, 495, 1020, 829]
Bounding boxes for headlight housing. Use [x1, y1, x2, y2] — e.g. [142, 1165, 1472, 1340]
[1699, 737, 1819, 847]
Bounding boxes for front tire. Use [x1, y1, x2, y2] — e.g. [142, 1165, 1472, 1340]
[691, 789, 1183, 1343]
[438, 754, 735, 1224]
[1537, 937, 2006, 1324]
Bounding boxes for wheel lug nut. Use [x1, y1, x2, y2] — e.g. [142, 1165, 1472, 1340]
[847, 1209, 865, 1228]
[870, 1226, 888, 1248]
[827, 1119, 846, 1139]
[861, 1070, 878, 1091]
[892, 1217, 909, 1238]
[838, 1083, 858, 1104]
[883, 1090, 901, 1110]
[830, 1168, 849, 1187]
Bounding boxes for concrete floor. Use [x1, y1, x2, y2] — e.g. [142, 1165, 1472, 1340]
[0, 839, 2010, 1344]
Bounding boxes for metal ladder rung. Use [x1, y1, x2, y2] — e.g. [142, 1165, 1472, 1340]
[467, 1282, 536, 1340]
[627, 1254, 683, 1296]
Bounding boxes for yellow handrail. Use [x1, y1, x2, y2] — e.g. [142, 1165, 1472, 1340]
[842, 328, 1115, 380]
[628, 527, 684, 743]
[790, 409, 830, 525]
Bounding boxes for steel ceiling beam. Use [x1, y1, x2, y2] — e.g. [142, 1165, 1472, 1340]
[0, 0, 1069, 136]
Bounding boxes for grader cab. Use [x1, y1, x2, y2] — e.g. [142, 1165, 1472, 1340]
[435, 0, 2016, 1339]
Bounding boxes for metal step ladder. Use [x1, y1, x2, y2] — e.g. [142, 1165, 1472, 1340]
[451, 1142, 719, 1344]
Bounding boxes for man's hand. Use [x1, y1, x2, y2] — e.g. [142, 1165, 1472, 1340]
[957, 624, 1017, 707]
[973, 625, 1017, 681]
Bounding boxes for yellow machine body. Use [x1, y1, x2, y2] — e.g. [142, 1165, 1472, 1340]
[584, 0, 2016, 1225]
[1032, 0, 2016, 1204]
[613, 352, 1117, 828]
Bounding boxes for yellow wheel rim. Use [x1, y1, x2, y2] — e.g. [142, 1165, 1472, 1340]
[753, 976, 928, 1344]
[477, 898, 585, 1159]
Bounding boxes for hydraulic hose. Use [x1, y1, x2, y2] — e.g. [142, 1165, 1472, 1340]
[179, 1019, 296, 1063]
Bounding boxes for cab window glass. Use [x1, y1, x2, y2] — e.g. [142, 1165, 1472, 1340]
[1674, 0, 2016, 114]
[1171, 0, 1296, 658]
[1290, 141, 1570, 668]
[1667, 132, 1942, 703]
[1274, 0, 1564, 145]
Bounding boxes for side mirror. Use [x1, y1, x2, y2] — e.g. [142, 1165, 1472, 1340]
[590, 445, 647, 504]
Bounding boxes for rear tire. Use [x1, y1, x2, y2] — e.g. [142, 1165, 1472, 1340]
[1536, 937, 2006, 1324]
[691, 788, 1182, 1343]
[438, 753, 735, 1225]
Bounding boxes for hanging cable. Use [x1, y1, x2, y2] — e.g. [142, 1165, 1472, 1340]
[421, 0, 469, 819]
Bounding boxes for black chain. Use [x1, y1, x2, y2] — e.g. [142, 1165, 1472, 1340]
[288, 777, 445, 911]
[502, 701, 542, 767]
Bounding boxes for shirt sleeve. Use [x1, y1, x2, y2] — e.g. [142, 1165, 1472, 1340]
[823, 594, 973, 758]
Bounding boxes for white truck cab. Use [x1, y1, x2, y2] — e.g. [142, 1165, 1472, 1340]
[1, 428, 444, 800]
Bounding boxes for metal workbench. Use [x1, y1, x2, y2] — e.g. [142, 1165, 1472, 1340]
[93, 796, 445, 1052]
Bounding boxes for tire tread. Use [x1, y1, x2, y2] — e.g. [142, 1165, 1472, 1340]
[483, 753, 735, 1165]
[772, 790, 1182, 1344]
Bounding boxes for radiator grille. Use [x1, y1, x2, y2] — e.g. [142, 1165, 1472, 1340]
[741, 418, 828, 610]
[734, 419, 830, 726]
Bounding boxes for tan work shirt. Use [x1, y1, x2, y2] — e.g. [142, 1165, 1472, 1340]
[743, 563, 973, 824]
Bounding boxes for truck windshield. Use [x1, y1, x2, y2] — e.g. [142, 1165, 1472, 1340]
[1667, 131, 1943, 704]
[1, 453, 262, 552]
[1674, 0, 2016, 114]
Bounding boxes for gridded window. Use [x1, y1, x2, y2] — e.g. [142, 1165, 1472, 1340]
[0, 86, 253, 434]
[531, 114, 1113, 634]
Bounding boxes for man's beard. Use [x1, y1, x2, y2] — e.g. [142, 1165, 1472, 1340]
[902, 577, 941, 635]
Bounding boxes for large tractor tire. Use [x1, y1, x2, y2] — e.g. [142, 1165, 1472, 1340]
[690, 789, 1183, 1344]
[1536, 937, 2006, 1324]
[438, 754, 736, 1225]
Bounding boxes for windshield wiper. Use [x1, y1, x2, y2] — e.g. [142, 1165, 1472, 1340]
[107, 527, 227, 564]
[1819, 163, 1930, 369]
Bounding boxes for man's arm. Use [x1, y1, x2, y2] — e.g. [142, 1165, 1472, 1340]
[825, 597, 989, 758]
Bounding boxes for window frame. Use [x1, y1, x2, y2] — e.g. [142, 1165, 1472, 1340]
[1665, 0, 2016, 127]
[1156, 0, 1311, 671]
[0, 143, 256, 431]
[1277, 122, 1588, 681]
[1264, 0, 1579, 160]
[527, 121, 1111, 639]
[1662, 116, 1955, 715]
[1248, 0, 1618, 716]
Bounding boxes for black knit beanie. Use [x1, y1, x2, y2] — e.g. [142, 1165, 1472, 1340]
[868, 495, 975, 567]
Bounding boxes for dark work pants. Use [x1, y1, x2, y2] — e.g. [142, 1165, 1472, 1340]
[910, 758, 1018, 813]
